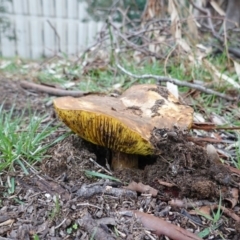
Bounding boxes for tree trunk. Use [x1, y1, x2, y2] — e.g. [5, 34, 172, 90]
[225, 0, 240, 29]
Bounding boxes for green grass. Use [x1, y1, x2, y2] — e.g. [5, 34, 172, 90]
[49, 195, 61, 221]
[0, 105, 67, 173]
[0, 51, 236, 94]
[0, 57, 22, 73]
[0, 56, 237, 128]
[197, 195, 223, 239]
[231, 134, 240, 169]
[9, 54, 238, 123]
[85, 170, 122, 183]
[33, 234, 40, 240]
[67, 223, 78, 234]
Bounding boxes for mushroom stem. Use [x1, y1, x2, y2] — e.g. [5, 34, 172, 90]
[111, 151, 138, 170]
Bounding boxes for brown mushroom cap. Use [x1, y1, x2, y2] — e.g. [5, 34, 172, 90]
[53, 84, 193, 155]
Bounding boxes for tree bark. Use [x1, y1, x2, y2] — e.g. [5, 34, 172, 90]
[225, 0, 240, 29]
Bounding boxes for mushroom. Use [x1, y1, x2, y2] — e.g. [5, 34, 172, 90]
[53, 84, 194, 170]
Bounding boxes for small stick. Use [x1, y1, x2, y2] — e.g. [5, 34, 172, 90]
[20, 80, 88, 97]
[117, 64, 237, 101]
[77, 202, 103, 209]
[54, 218, 67, 229]
[89, 157, 112, 175]
[47, 20, 61, 53]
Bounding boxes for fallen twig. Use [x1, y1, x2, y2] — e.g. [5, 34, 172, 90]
[47, 20, 61, 53]
[117, 64, 237, 101]
[20, 80, 88, 97]
[196, 205, 240, 222]
[192, 122, 240, 130]
[78, 212, 115, 240]
[76, 183, 137, 199]
[169, 199, 216, 209]
[187, 136, 229, 144]
[189, 0, 219, 38]
[227, 166, 240, 176]
[109, 20, 165, 60]
[170, 199, 240, 222]
[89, 157, 113, 175]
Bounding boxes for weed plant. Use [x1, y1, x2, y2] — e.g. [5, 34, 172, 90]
[0, 105, 66, 173]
